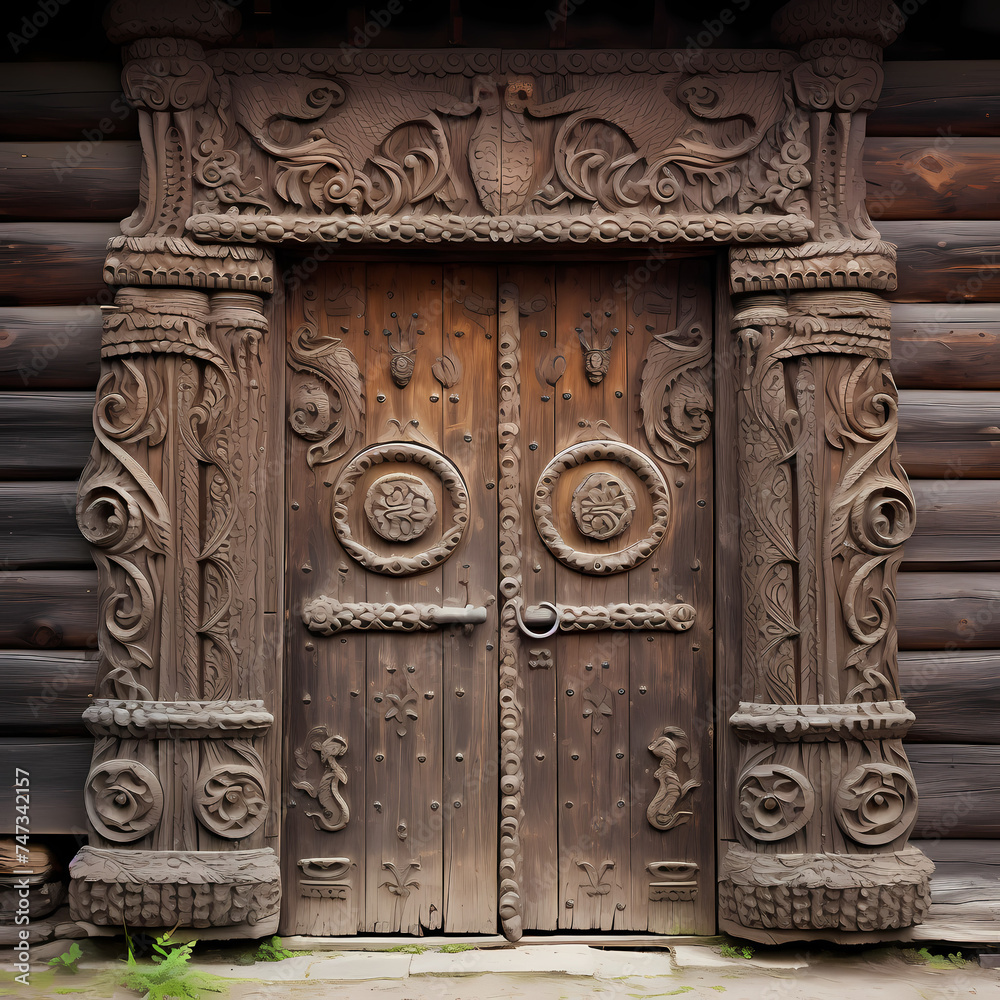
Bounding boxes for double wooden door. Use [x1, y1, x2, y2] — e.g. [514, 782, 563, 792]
[282, 260, 714, 936]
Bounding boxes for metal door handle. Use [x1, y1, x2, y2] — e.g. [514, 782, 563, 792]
[518, 601, 696, 633]
[303, 597, 488, 634]
[515, 600, 560, 638]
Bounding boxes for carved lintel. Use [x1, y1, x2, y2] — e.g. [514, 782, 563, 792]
[83, 699, 274, 738]
[730, 701, 914, 742]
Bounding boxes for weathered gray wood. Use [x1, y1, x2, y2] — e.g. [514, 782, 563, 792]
[0, 570, 98, 649]
[0, 306, 102, 389]
[0, 738, 89, 834]
[0, 63, 137, 141]
[898, 573, 1000, 650]
[0, 223, 117, 306]
[0, 482, 92, 569]
[904, 480, 1000, 566]
[870, 61, 1000, 137]
[910, 746, 1000, 839]
[890, 304, 1000, 389]
[0, 392, 94, 479]
[0, 142, 140, 221]
[866, 138, 1000, 222]
[0, 651, 96, 736]
[897, 390, 1000, 479]
[880, 223, 1000, 303]
[900, 651, 1000, 743]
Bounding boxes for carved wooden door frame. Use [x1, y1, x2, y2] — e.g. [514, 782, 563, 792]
[70, 0, 930, 943]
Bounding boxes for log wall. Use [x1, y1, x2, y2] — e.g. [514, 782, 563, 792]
[1, 59, 998, 939]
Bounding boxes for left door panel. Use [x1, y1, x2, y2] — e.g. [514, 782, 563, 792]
[282, 263, 499, 935]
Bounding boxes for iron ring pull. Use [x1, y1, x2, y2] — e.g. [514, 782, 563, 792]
[514, 600, 561, 639]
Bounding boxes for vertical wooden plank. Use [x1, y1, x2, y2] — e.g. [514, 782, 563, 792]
[364, 264, 444, 934]
[553, 263, 631, 931]
[441, 264, 498, 933]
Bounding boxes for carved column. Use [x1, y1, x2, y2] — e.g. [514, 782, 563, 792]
[721, 0, 934, 940]
[68, 1, 281, 936]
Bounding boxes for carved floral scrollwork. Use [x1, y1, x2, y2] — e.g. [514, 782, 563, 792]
[647, 726, 702, 831]
[835, 763, 917, 846]
[571, 473, 636, 540]
[736, 763, 815, 843]
[85, 760, 164, 843]
[292, 726, 350, 834]
[194, 763, 267, 840]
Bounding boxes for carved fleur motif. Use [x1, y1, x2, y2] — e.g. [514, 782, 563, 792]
[581, 679, 614, 734]
[194, 764, 267, 840]
[85, 760, 163, 843]
[384, 679, 420, 737]
[384, 311, 422, 388]
[577, 859, 615, 896]
[576, 310, 619, 384]
[364, 474, 438, 542]
[572, 473, 636, 541]
[736, 763, 815, 842]
[835, 763, 917, 846]
[380, 860, 421, 898]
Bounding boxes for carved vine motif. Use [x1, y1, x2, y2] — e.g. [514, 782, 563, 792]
[194, 760, 267, 840]
[380, 861, 421, 899]
[533, 441, 670, 575]
[85, 760, 164, 844]
[571, 472, 636, 540]
[363, 474, 437, 542]
[639, 282, 712, 470]
[577, 860, 615, 896]
[576, 311, 619, 384]
[646, 727, 702, 832]
[332, 443, 469, 576]
[297, 857, 353, 899]
[647, 861, 699, 902]
[835, 762, 917, 846]
[292, 727, 350, 833]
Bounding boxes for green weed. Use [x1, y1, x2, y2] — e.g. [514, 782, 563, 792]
[438, 942, 475, 953]
[48, 942, 83, 974]
[253, 936, 296, 962]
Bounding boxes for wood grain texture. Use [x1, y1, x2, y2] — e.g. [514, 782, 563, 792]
[0, 306, 102, 389]
[0, 63, 137, 141]
[0, 392, 94, 479]
[898, 572, 1000, 649]
[0, 738, 90, 833]
[0, 571, 98, 649]
[870, 61, 1000, 137]
[0, 482, 91, 569]
[880, 222, 1000, 303]
[0, 142, 140, 221]
[897, 390, 1000, 479]
[866, 138, 1000, 222]
[890, 304, 1000, 389]
[903, 480, 1000, 567]
[910, 746, 1000, 839]
[900, 651, 1000, 743]
[0, 223, 117, 306]
[0, 650, 96, 735]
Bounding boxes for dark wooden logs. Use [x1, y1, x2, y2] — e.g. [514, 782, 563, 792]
[0, 63, 137, 141]
[0, 307, 102, 389]
[0, 392, 94, 479]
[870, 61, 1000, 137]
[0, 142, 140, 222]
[910, 746, 1000, 839]
[0, 571, 98, 650]
[879, 223, 1000, 303]
[0, 651, 96, 736]
[0, 223, 117, 307]
[898, 572, 1000, 650]
[900, 651, 1000, 744]
[891, 304, 1000, 389]
[0, 738, 89, 834]
[897, 390, 1000, 479]
[0, 482, 91, 569]
[904, 481, 1000, 567]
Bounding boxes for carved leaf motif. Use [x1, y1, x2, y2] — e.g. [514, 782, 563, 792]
[536, 352, 566, 388]
[639, 288, 712, 470]
[577, 859, 615, 896]
[431, 352, 462, 389]
[380, 861, 421, 898]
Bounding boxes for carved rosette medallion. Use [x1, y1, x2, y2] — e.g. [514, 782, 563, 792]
[194, 764, 268, 840]
[85, 760, 164, 844]
[533, 440, 670, 575]
[571, 473, 636, 540]
[835, 763, 917, 846]
[333, 443, 469, 575]
[736, 764, 815, 842]
[364, 474, 438, 542]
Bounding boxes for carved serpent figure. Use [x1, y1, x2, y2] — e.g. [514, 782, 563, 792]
[293, 728, 350, 833]
[647, 726, 702, 831]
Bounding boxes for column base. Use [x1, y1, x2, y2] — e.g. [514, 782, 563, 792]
[68, 847, 281, 934]
[719, 844, 933, 939]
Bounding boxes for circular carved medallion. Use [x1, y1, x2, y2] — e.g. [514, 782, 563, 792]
[364, 474, 437, 542]
[533, 440, 669, 575]
[571, 472, 636, 540]
[835, 763, 917, 845]
[194, 764, 267, 840]
[334, 443, 469, 575]
[85, 759, 163, 843]
[736, 764, 815, 842]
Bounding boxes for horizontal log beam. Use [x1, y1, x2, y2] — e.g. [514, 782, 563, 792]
[0, 651, 96, 736]
[0, 570, 97, 649]
[0, 306, 102, 389]
[0, 482, 91, 569]
[900, 651, 1000, 743]
[0, 223, 117, 307]
[0, 142, 140, 222]
[898, 572, 1000, 650]
[897, 390, 1000, 479]
[870, 61, 1000, 137]
[880, 222, 1000, 303]
[0, 392, 94, 479]
[903, 480, 1000, 567]
[0, 63, 137, 141]
[0, 738, 89, 834]
[910, 745, 1000, 839]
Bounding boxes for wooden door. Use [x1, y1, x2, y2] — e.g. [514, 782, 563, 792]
[282, 259, 714, 936]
